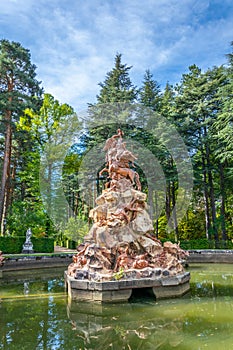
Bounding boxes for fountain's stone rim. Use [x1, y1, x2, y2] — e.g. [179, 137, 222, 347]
[65, 271, 190, 302]
[65, 271, 190, 290]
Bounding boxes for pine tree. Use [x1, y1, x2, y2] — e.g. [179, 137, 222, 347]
[96, 53, 137, 103]
[139, 69, 161, 111]
[0, 40, 43, 234]
[213, 43, 233, 164]
[212, 43, 233, 242]
[176, 64, 227, 242]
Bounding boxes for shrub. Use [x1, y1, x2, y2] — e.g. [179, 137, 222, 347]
[0, 236, 54, 254]
[0, 236, 25, 254]
[32, 237, 54, 253]
[162, 238, 233, 250]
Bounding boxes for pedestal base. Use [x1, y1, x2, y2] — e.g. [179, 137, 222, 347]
[64, 271, 190, 302]
[21, 250, 34, 254]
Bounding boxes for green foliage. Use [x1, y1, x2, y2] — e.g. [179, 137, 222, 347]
[157, 215, 169, 240]
[96, 53, 137, 103]
[0, 39, 43, 114]
[0, 39, 43, 234]
[0, 236, 25, 254]
[0, 236, 54, 253]
[179, 239, 214, 250]
[6, 201, 52, 237]
[160, 238, 233, 250]
[179, 239, 233, 250]
[139, 69, 161, 111]
[112, 267, 125, 280]
[11, 93, 79, 236]
[1, 43, 233, 246]
[63, 216, 88, 244]
[178, 210, 206, 240]
[32, 237, 54, 253]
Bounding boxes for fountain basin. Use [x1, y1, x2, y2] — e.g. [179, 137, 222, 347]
[64, 270, 190, 302]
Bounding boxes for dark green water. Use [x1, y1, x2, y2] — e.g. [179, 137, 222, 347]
[1, 263, 233, 350]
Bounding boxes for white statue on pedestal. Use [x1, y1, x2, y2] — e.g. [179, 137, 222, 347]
[22, 228, 34, 254]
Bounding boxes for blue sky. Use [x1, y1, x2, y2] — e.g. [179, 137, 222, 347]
[1, 0, 233, 111]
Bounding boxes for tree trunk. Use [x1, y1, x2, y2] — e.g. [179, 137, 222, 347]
[171, 180, 179, 242]
[1, 169, 11, 235]
[202, 154, 211, 239]
[7, 155, 17, 211]
[165, 181, 171, 222]
[154, 191, 159, 238]
[45, 163, 52, 236]
[206, 143, 219, 244]
[219, 162, 227, 242]
[96, 171, 100, 195]
[0, 110, 12, 235]
[208, 169, 218, 242]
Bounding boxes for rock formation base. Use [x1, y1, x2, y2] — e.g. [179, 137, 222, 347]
[66, 129, 190, 301]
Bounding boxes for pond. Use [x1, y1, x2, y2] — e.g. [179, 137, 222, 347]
[0, 263, 233, 350]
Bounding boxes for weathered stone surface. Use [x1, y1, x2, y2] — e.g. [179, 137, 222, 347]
[65, 271, 190, 302]
[70, 279, 89, 290]
[0, 251, 5, 267]
[153, 281, 190, 300]
[187, 250, 233, 263]
[130, 210, 154, 234]
[161, 276, 179, 286]
[137, 236, 163, 256]
[67, 130, 190, 301]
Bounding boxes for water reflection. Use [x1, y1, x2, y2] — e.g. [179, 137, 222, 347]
[1, 264, 233, 349]
[67, 300, 184, 349]
[23, 281, 30, 295]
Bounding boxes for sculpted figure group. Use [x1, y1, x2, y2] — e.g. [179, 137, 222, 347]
[68, 129, 188, 281]
[100, 129, 141, 191]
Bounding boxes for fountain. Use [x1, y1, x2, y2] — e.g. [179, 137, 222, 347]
[65, 129, 190, 302]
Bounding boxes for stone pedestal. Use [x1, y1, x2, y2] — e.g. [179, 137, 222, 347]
[65, 270, 190, 302]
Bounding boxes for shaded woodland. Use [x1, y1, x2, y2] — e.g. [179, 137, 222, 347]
[0, 39, 232, 246]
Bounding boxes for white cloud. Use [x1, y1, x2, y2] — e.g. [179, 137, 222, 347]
[1, 0, 233, 110]
[0, 0, 32, 13]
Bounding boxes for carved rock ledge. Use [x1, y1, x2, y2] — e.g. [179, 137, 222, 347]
[65, 270, 190, 302]
[66, 129, 190, 302]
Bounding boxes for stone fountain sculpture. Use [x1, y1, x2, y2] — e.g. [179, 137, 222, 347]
[66, 129, 190, 302]
[22, 228, 34, 254]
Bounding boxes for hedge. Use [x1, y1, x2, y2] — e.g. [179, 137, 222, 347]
[0, 236, 54, 254]
[1, 236, 232, 254]
[161, 238, 233, 250]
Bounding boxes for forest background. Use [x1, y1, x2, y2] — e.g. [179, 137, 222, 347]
[0, 39, 232, 250]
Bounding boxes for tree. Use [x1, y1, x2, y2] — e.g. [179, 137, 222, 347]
[17, 93, 78, 237]
[213, 43, 233, 165]
[139, 69, 161, 111]
[176, 64, 227, 242]
[82, 54, 139, 197]
[96, 53, 137, 103]
[212, 43, 233, 242]
[0, 40, 43, 234]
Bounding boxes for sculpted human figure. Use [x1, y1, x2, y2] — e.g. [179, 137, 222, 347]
[100, 129, 141, 191]
[113, 245, 134, 271]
